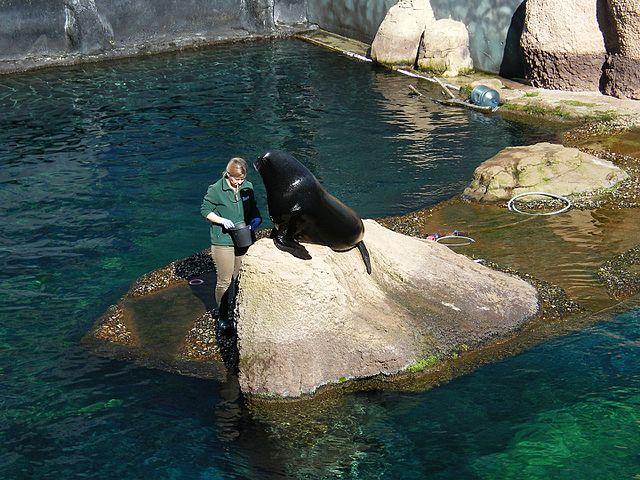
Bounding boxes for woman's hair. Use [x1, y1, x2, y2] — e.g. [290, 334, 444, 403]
[225, 157, 247, 179]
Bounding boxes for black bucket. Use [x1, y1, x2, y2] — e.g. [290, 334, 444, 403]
[228, 221, 253, 248]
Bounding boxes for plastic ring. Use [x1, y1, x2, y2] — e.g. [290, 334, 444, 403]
[436, 235, 475, 246]
[507, 192, 571, 216]
[188, 278, 204, 286]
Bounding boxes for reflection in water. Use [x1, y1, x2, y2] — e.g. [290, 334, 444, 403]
[414, 201, 640, 310]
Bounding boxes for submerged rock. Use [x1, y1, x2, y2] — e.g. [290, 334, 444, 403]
[236, 220, 539, 398]
[598, 245, 640, 299]
[463, 142, 629, 203]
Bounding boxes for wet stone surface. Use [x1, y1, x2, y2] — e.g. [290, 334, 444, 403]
[478, 260, 584, 320]
[129, 249, 214, 297]
[177, 310, 221, 361]
[563, 122, 640, 209]
[90, 304, 137, 346]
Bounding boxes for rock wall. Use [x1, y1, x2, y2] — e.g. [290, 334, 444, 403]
[601, 0, 640, 99]
[520, 0, 607, 92]
[0, 0, 308, 68]
[1, 0, 528, 74]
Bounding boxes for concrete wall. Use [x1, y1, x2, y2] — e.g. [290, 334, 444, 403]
[430, 0, 526, 76]
[0, 0, 67, 59]
[98, 0, 247, 43]
[306, 0, 396, 44]
[307, 0, 526, 75]
[0, 0, 286, 64]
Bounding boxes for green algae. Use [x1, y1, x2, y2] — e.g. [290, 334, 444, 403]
[472, 393, 640, 479]
[407, 355, 440, 373]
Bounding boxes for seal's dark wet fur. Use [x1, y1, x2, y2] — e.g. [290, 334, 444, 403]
[254, 150, 371, 274]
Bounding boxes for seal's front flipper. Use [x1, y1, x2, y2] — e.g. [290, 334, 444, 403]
[273, 234, 312, 260]
[357, 241, 372, 274]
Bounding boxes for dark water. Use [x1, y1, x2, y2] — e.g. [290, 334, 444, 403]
[1, 39, 638, 478]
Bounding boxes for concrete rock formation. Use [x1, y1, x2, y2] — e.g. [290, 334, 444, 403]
[417, 18, 474, 76]
[236, 220, 539, 398]
[520, 0, 606, 91]
[64, 0, 114, 54]
[463, 142, 629, 202]
[602, 0, 640, 99]
[370, 0, 435, 66]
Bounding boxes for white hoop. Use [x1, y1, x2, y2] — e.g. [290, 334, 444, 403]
[188, 278, 204, 286]
[507, 192, 571, 216]
[436, 235, 476, 246]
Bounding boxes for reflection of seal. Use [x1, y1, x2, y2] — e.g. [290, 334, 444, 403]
[254, 150, 371, 274]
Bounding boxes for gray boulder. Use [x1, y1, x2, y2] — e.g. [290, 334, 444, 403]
[236, 220, 539, 398]
[463, 142, 629, 202]
[602, 0, 640, 99]
[520, 0, 606, 91]
[370, 0, 435, 66]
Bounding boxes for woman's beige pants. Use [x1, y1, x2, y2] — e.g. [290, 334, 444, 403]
[210, 245, 245, 308]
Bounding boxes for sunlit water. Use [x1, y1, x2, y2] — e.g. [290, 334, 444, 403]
[1, 39, 639, 479]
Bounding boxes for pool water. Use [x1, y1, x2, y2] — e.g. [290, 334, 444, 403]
[1, 39, 639, 479]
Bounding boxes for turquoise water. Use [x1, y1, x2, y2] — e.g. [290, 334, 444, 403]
[1, 39, 638, 478]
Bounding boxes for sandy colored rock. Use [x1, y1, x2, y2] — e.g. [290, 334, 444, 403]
[370, 0, 435, 66]
[520, 0, 606, 91]
[471, 78, 504, 91]
[463, 142, 629, 202]
[236, 220, 539, 398]
[417, 19, 473, 77]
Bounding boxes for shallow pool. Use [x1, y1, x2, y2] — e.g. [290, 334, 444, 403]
[1, 39, 638, 479]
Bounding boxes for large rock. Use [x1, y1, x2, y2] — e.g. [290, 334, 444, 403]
[417, 19, 474, 76]
[370, 0, 435, 66]
[236, 220, 539, 398]
[520, 0, 606, 91]
[602, 0, 640, 99]
[463, 143, 629, 202]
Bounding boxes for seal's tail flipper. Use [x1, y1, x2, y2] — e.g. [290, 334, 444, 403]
[357, 241, 372, 274]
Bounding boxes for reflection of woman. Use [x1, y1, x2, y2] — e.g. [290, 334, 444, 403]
[200, 157, 261, 326]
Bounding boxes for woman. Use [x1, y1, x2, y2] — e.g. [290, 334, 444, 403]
[200, 157, 261, 328]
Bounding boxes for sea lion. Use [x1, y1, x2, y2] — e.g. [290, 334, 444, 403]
[254, 150, 372, 274]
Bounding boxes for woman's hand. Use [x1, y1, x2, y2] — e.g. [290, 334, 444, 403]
[220, 218, 235, 230]
[206, 212, 234, 230]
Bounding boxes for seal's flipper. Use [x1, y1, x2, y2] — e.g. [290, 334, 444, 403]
[273, 233, 312, 260]
[273, 237, 312, 260]
[357, 241, 371, 274]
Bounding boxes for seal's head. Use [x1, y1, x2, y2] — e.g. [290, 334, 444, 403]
[254, 150, 317, 197]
